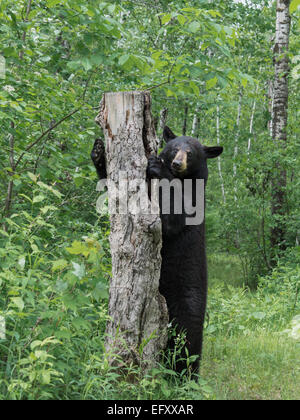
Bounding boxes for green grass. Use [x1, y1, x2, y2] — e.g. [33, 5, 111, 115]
[1, 250, 299, 400]
[207, 253, 245, 288]
[202, 253, 300, 400]
[201, 332, 300, 400]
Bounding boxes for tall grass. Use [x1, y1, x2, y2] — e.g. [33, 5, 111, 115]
[202, 332, 300, 400]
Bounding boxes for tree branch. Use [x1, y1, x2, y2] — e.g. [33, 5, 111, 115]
[15, 107, 81, 169]
[19, 0, 32, 59]
[2, 122, 16, 229]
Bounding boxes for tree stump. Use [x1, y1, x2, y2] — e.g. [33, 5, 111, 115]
[95, 91, 168, 370]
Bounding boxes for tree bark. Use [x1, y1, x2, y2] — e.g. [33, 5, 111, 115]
[158, 107, 168, 149]
[182, 103, 189, 136]
[216, 105, 226, 204]
[2, 122, 15, 231]
[247, 83, 259, 153]
[233, 89, 243, 202]
[270, 0, 291, 256]
[95, 91, 168, 371]
[191, 104, 200, 138]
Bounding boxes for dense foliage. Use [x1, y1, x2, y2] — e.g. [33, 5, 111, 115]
[0, 0, 299, 400]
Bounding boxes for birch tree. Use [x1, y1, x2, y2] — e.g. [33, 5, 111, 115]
[216, 104, 226, 204]
[270, 0, 291, 255]
[191, 104, 200, 138]
[157, 107, 168, 149]
[247, 83, 259, 153]
[233, 89, 243, 201]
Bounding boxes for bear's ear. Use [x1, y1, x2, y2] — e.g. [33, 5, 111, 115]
[163, 126, 177, 143]
[203, 146, 223, 159]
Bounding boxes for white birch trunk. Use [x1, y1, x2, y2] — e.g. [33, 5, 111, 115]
[216, 104, 226, 204]
[272, 0, 290, 143]
[268, 80, 274, 136]
[95, 91, 168, 370]
[247, 83, 259, 153]
[271, 0, 291, 252]
[191, 104, 200, 138]
[233, 89, 243, 201]
[158, 107, 168, 149]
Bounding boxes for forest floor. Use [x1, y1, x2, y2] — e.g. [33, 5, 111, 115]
[200, 254, 300, 400]
[1, 252, 299, 400]
[201, 331, 300, 400]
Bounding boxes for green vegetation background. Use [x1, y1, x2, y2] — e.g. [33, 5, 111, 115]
[0, 0, 299, 400]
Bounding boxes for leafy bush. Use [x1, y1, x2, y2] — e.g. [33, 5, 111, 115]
[206, 250, 300, 338]
[0, 176, 111, 399]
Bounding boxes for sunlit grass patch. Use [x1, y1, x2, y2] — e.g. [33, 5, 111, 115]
[201, 332, 300, 400]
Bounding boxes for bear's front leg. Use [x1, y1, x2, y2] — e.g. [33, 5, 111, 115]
[147, 155, 173, 181]
[91, 138, 107, 179]
[147, 155, 186, 238]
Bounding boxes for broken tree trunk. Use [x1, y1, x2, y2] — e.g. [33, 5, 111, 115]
[95, 91, 168, 371]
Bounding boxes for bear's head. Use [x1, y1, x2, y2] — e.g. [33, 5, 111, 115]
[159, 126, 223, 181]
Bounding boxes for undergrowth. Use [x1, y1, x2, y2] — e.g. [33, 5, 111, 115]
[0, 179, 299, 399]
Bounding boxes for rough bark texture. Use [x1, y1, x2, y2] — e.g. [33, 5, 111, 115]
[95, 91, 168, 370]
[270, 0, 291, 254]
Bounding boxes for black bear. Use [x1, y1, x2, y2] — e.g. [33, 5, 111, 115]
[91, 126, 223, 376]
[147, 126, 223, 375]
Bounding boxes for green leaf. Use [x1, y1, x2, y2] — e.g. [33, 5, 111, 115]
[107, 4, 117, 14]
[80, 57, 92, 71]
[119, 54, 130, 66]
[118, 54, 135, 71]
[33, 195, 45, 204]
[291, 63, 300, 80]
[241, 78, 248, 88]
[41, 371, 51, 385]
[206, 76, 218, 90]
[11, 297, 24, 311]
[74, 175, 84, 187]
[72, 262, 85, 279]
[18, 256, 26, 270]
[62, 294, 78, 311]
[37, 182, 63, 199]
[46, 0, 62, 6]
[290, 0, 300, 13]
[189, 21, 200, 33]
[90, 54, 105, 66]
[177, 15, 187, 26]
[31, 340, 42, 350]
[189, 81, 200, 96]
[72, 317, 90, 331]
[161, 14, 172, 25]
[93, 282, 109, 300]
[52, 259, 68, 272]
[55, 330, 72, 340]
[66, 241, 90, 257]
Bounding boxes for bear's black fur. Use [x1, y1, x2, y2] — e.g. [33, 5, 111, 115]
[147, 127, 223, 375]
[91, 126, 223, 376]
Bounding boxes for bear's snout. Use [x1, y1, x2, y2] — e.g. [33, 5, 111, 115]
[172, 160, 182, 169]
[172, 150, 187, 173]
